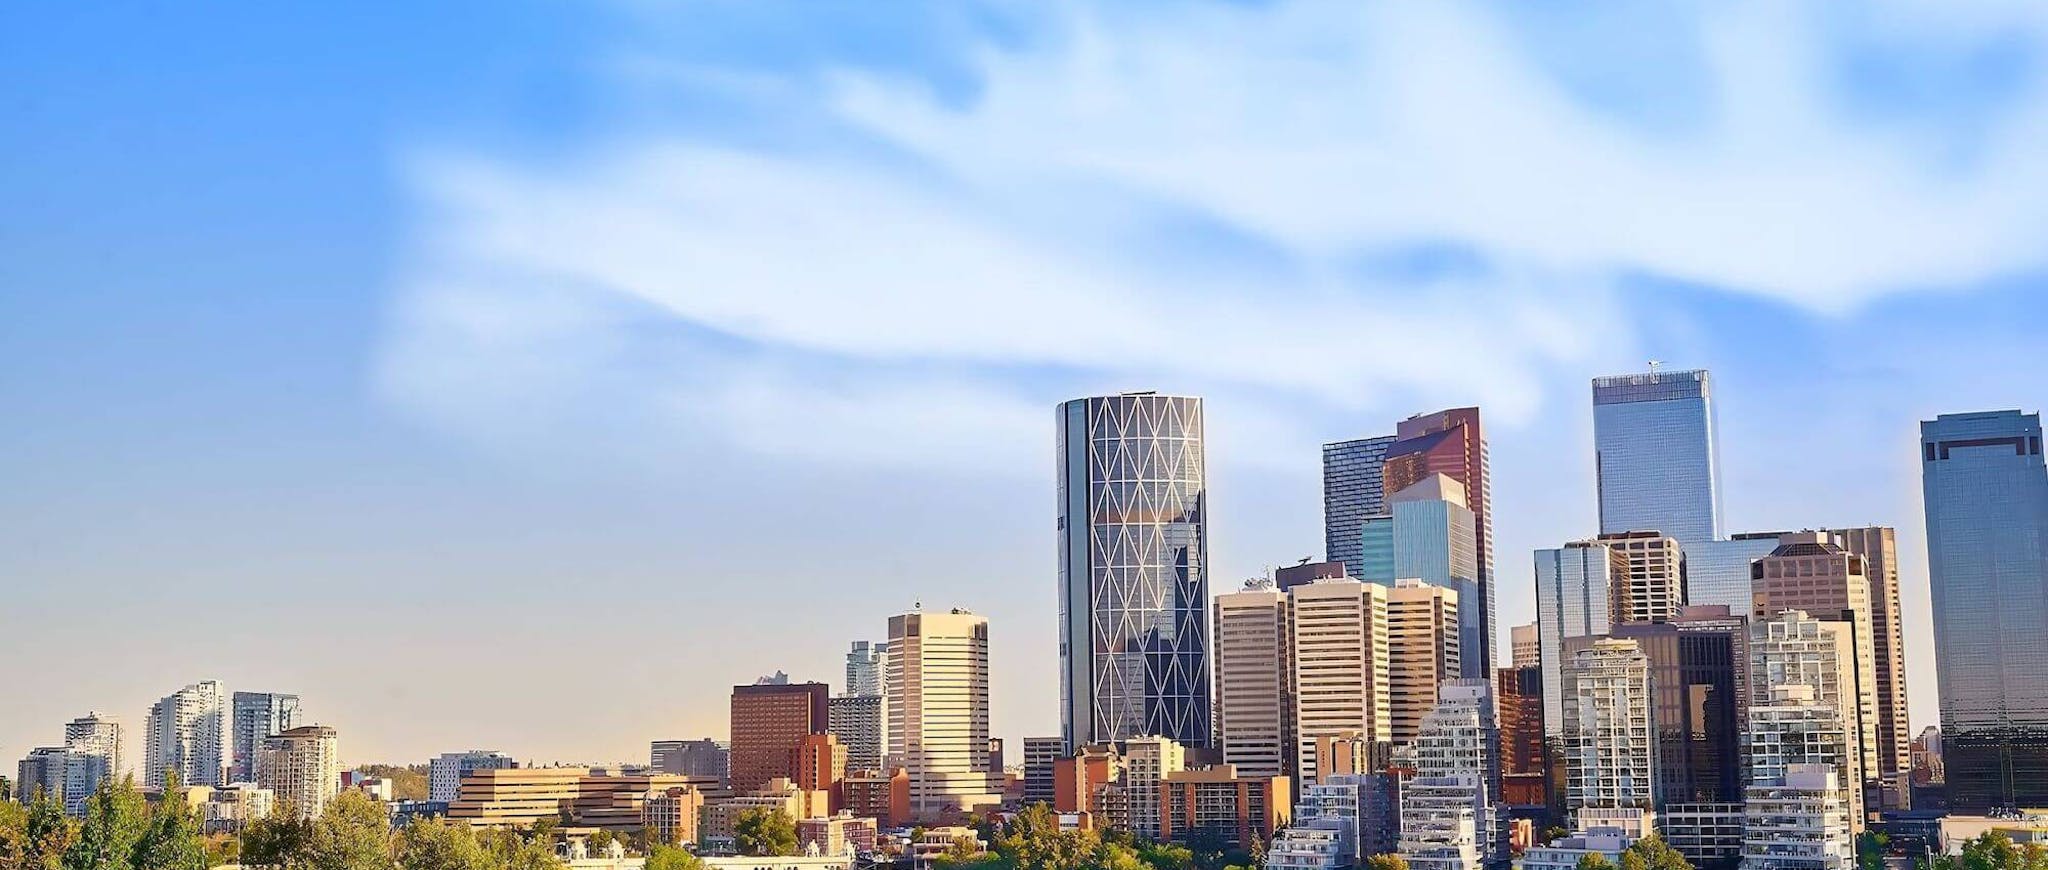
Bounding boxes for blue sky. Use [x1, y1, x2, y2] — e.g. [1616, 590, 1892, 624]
[4, 1, 2047, 766]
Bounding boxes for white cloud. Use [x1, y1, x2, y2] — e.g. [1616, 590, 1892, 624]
[380, 0, 2048, 471]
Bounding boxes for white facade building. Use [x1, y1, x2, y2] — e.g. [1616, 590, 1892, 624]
[146, 681, 228, 788]
[430, 750, 517, 803]
[1398, 679, 1503, 870]
[1564, 638, 1657, 817]
[1124, 735, 1187, 841]
[1522, 828, 1634, 870]
[1742, 764, 1852, 870]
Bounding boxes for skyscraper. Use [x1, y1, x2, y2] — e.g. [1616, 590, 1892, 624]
[1829, 526, 1911, 808]
[1562, 638, 1657, 818]
[845, 641, 885, 698]
[62, 712, 122, 814]
[1389, 475, 1483, 676]
[828, 696, 884, 773]
[1388, 579, 1462, 746]
[230, 692, 301, 783]
[729, 680, 829, 794]
[1057, 393, 1209, 749]
[1919, 410, 2048, 813]
[1383, 409, 1495, 677]
[1592, 369, 1722, 544]
[1325, 435, 1397, 574]
[1744, 686, 1856, 869]
[1607, 615, 1743, 806]
[1213, 581, 1293, 780]
[887, 608, 1001, 821]
[1534, 540, 1624, 734]
[1290, 578, 1392, 785]
[1750, 611, 1866, 828]
[146, 680, 227, 788]
[1510, 623, 1539, 670]
[1751, 533, 1882, 816]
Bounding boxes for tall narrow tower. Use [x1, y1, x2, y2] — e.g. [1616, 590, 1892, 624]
[1057, 393, 1209, 749]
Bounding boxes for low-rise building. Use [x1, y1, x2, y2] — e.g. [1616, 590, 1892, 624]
[642, 785, 706, 847]
[449, 767, 719, 832]
[1523, 828, 1633, 870]
[1663, 803, 1746, 870]
[199, 783, 275, 834]
[1158, 766, 1291, 850]
[797, 814, 877, 857]
[701, 778, 811, 852]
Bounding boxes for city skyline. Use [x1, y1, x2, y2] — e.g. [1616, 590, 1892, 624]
[11, 1, 2048, 769]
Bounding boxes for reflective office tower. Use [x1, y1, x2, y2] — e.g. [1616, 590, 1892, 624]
[888, 609, 1001, 820]
[1563, 638, 1657, 818]
[1534, 540, 1623, 734]
[230, 692, 301, 784]
[1919, 410, 2048, 813]
[430, 750, 517, 803]
[1389, 579, 1462, 746]
[845, 641, 885, 699]
[1291, 578, 1392, 785]
[1510, 623, 1539, 670]
[1386, 476, 1483, 674]
[256, 725, 339, 820]
[1829, 526, 1910, 807]
[1597, 531, 1685, 624]
[1744, 686, 1855, 870]
[1750, 611, 1865, 828]
[1383, 409, 1495, 678]
[1325, 435, 1397, 575]
[1215, 580, 1294, 780]
[1058, 393, 1210, 749]
[1399, 679, 1504, 870]
[1750, 534, 1882, 815]
[1685, 535, 1783, 615]
[146, 680, 228, 788]
[1494, 666, 1546, 808]
[1593, 369, 1721, 544]
[1608, 613, 1743, 806]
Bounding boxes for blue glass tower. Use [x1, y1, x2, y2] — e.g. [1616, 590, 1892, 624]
[1593, 369, 1723, 544]
[1058, 393, 1209, 750]
[1323, 435, 1396, 573]
[1920, 410, 2048, 812]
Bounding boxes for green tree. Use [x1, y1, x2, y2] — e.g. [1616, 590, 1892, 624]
[585, 831, 617, 858]
[1577, 855, 1618, 870]
[2023, 843, 2048, 870]
[644, 843, 704, 870]
[1623, 835, 1694, 870]
[129, 776, 202, 870]
[64, 777, 150, 870]
[1542, 827, 1571, 847]
[306, 791, 390, 870]
[396, 818, 490, 870]
[478, 828, 563, 870]
[1367, 854, 1411, 870]
[732, 809, 797, 858]
[353, 766, 430, 803]
[1138, 842, 1194, 870]
[3, 790, 78, 870]
[241, 812, 314, 869]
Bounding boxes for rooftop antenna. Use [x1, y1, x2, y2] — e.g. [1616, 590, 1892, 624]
[1297, 556, 1312, 566]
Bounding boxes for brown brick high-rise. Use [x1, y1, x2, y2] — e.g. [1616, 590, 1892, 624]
[730, 682, 829, 794]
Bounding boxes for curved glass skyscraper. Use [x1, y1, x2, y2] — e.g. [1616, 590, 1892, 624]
[1058, 393, 1209, 750]
[1920, 410, 2048, 812]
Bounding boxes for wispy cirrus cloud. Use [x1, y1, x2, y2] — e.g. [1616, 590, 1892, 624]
[378, 0, 2048, 472]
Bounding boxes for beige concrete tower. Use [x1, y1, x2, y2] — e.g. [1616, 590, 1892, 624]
[1388, 579, 1462, 745]
[1510, 623, 1540, 670]
[887, 608, 1000, 821]
[1598, 531, 1686, 624]
[1829, 526, 1910, 807]
[256, 725, 339, 821]
[1751, 533, 1881, 819]
[1213, 581, 1293, 780]
[1290, 578, 1391, 785]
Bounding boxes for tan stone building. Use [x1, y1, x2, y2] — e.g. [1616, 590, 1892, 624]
[1290, 578, 1391, 785]
[1388, 578, 1461, 745]
[1212, 582, 1292, 781]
